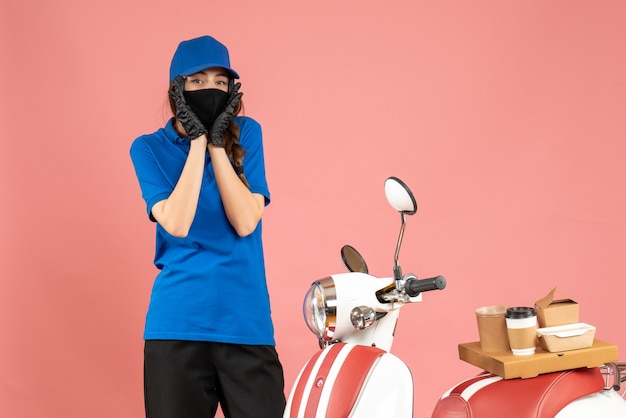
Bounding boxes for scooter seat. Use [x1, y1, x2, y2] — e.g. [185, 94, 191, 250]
[431, 367, 605, 418]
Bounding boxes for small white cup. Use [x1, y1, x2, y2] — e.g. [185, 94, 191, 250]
[505, 307, 537, 356]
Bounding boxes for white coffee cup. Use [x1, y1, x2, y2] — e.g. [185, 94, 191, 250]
[505, 307, 537, 356]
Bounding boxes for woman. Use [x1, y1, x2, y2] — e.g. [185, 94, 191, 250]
[130, 35, 285, 418]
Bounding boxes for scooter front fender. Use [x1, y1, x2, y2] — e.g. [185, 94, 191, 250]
[284, 343, 414, 418]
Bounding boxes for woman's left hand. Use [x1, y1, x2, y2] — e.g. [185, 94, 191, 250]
[209, 79, 243, 147]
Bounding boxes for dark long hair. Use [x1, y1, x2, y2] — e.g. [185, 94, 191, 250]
[168, 87, 249, 188]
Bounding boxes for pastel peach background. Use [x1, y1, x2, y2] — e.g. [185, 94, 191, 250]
[1, 1, 625, 417]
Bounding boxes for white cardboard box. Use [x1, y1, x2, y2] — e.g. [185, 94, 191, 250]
[537, 323, 595, 352]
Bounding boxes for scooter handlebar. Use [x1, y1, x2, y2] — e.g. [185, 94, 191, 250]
[405, 275, 446, 297]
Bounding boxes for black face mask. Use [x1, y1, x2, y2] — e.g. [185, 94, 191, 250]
[183, 89, 229, 130]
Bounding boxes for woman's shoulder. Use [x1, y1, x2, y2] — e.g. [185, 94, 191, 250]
[234, 116, 262, 142]
[235, 116, 263, 149]
[131, 120, 176, 151]
[235, 115, 262, 128]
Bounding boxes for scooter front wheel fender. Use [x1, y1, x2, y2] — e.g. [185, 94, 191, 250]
[284, 343, 414, 418]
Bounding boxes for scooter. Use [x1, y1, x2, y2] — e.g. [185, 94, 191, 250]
[283, 176, 626, 417]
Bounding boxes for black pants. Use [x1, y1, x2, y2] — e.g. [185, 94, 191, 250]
[144, 340, 286, 418]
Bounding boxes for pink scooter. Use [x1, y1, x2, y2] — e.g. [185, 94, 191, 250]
[283, 177, 626, 417]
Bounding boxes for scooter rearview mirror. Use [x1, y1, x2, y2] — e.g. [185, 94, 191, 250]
[341, 245, 369, 274]
[384, 177, 417, 284]
[384, 177, 417, 215]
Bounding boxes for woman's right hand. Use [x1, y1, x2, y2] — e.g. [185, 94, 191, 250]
[169, 76, 207, 140]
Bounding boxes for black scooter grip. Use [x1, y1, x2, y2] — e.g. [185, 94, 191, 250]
[405, 275, 446, 297]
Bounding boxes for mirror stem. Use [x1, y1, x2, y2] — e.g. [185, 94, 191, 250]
[394, 212, 406, 287]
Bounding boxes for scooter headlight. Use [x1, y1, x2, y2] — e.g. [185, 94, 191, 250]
[302, 278, 336, 342]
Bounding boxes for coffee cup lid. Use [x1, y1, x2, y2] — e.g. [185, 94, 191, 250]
[506, 306, 536, 319]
